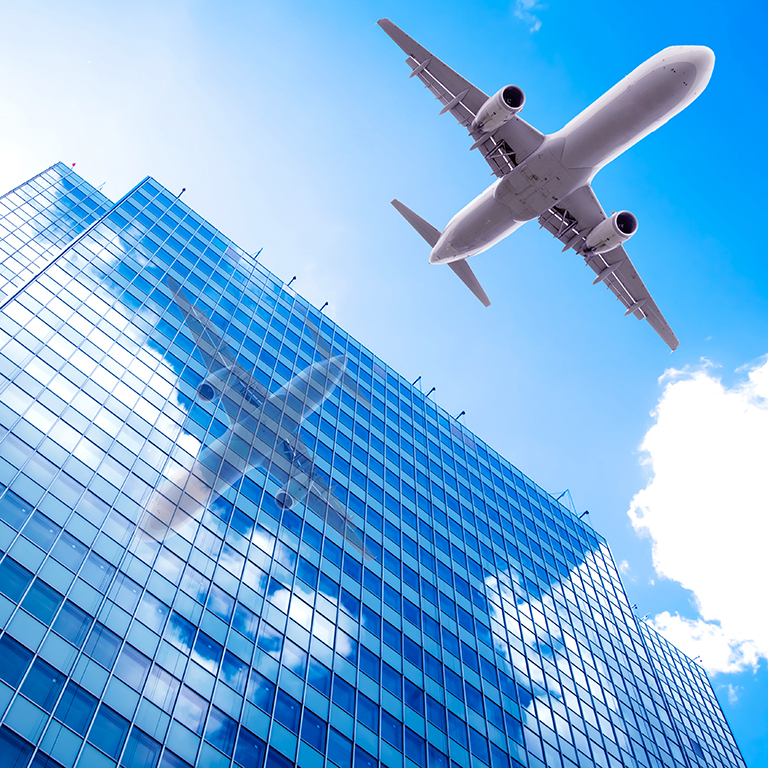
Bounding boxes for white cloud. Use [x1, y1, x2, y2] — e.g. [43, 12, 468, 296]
[724, 683, 743, 705]
[647, 612, 760, 675]
[514, 0, 546, 32]
[629, 358, 768, 674]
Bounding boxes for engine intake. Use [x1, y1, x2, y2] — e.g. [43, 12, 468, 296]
[472, 86, 525, 133]
[275, 477, 310, 511]
[198, 382, 218, 402]
[585, 211, 638, 255]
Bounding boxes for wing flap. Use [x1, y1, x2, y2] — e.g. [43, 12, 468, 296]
[379, 19, 544, 177]
[538, 186, 679, 350]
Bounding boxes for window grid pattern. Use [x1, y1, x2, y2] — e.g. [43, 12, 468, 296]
[0, 163, 111, 303]
[0, 168, 746, 768]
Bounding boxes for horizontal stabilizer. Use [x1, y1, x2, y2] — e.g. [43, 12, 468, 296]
[391, 199, 440, 247]
[448, 259, 491, 307]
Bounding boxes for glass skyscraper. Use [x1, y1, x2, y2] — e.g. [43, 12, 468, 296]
[0, 162, 746, 768]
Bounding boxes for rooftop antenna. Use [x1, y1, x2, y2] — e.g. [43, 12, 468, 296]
[287, 276, 297, 288]
[425, 387, 435, 398]
[178, 187, 186, 197]
[455, 410, 465, 420]
[555, 489, 578, 517]
[578, 510, 590, 519]
[320, 302, 329, 313]
[412, 376, 422, 387]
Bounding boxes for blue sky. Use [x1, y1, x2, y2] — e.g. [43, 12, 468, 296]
[1, 0, 767, 763]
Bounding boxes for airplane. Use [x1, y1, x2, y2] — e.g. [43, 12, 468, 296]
[378, 19, 716, 350]
[138, 277, 373, 559]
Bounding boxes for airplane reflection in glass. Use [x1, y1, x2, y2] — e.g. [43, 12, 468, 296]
[138, 277, 373, 558]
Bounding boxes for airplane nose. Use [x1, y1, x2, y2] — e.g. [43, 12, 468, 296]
[687, 45, 715, 79]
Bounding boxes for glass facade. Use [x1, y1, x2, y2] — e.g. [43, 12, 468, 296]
[0, 162, 746, 768]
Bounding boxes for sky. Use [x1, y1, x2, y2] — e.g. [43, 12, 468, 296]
[1, 0, 767, 763]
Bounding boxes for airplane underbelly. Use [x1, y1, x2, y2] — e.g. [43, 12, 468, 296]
[438, 183, 522, 260]
[495, 148, 584, 220]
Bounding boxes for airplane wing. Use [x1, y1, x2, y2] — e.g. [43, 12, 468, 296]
[538, 186, 679, 350]
[166, 276, 269, 399]
[304, 319, 372, 409]
[310, 478, 375, 561]
[378, 19, 544, 177]
[276, 433, 375, 560]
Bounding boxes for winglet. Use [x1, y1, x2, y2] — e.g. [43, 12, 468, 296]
[391, 199, 440, 247]
[448, 259, 491, 307]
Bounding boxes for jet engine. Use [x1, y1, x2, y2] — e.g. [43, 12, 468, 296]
[197, 380, 218, 402]
[196, 367, 230, 403]
[275, 478, 310, 511]
[472, 86, 525, 133]
[584, 211, 638, 255]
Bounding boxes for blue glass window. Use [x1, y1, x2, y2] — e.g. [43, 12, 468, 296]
[136, 591, 169, 634]
[0, 636, 33, 687]
[144, 666, 180, 711]
[207, 584, 234, 622]
[115, 644, 151, 689]
[382, 662, 401, 697]
[327, 728, 352, 768]
[89, 704, 130, 759]
[21, 580, 63, 624]
[404, 678, 424, 715]
[80, 551, 116, 592]
[21, 658, 65, 712]
[448, 711, 467, 748]
[30, 753, 66, 768]
[22, 511, 61, 550]
[405, 727, 426, 764]
[221, 651, 248, 695]
[265, 748, 293, 768]
[332, 675, 355, 714]
[234, 727, 266, 768]
[0, 557, 33, 602]
[426, 695, 446, 731]
[428, 743, 449, 768]
[165, 612, 195, 652]
[307, 657, 331, 696]
[206, 708, 237, 756]
[193, 631, 223, 673]
[121, 727, 161, 768]
[425, 653, 443, 685]
[0, 490, 33, 530]
[53, 600, 92, 645]
[174, 686, 207, 735]
[357, 694, 378, 734]
[274, 689, 300, 734]
[354, 745, 377, 768]
[84, 622, 120, 667]
[233, 603, 258, 641]
[381, 711, 402, 750]
[247, 670, 275, 713]
[301, 709, 326, 752]
[55, 681, 98, 736]
[0, 726, 33, 768]
[469, 727, 489, 762]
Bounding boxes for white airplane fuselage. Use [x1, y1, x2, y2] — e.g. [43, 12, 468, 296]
[140, 354, 347, 538]
[429, 46, 715, 264]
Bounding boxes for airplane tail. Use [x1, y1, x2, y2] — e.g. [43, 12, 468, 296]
[391, 198, 440, 247]
[391, 199, 491, 307]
